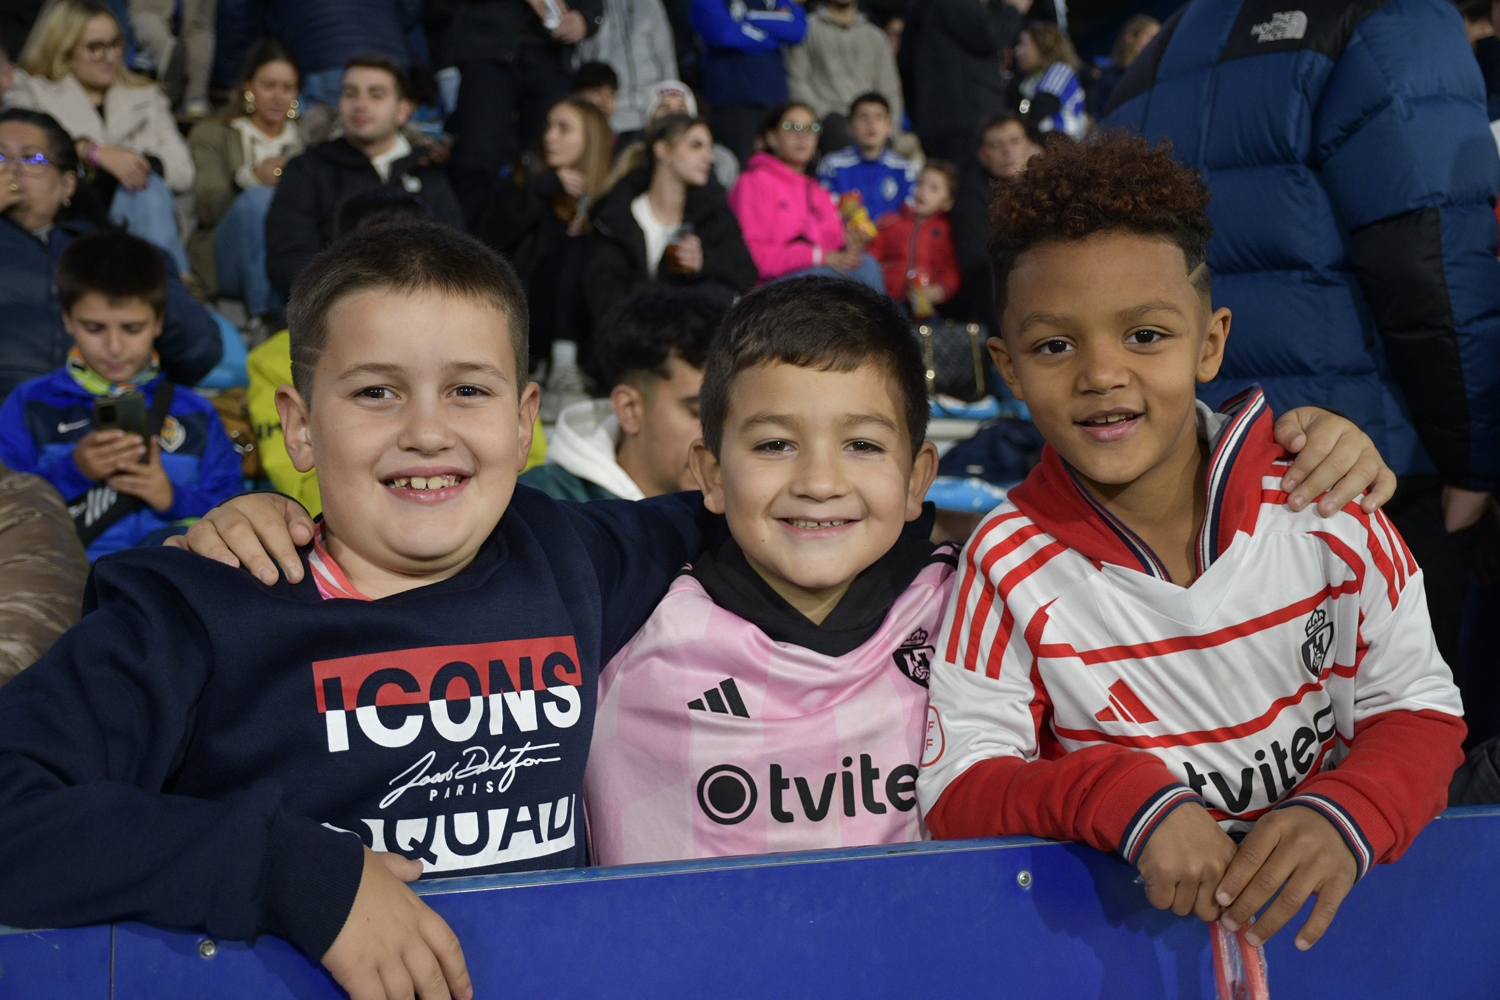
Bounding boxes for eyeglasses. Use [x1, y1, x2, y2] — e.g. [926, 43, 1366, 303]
[79, 36, 126, 59]
[780, 120, 822, 133]
[0, 150, 56, 175]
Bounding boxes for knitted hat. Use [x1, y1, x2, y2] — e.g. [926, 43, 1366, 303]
[647, 80, 698, 123]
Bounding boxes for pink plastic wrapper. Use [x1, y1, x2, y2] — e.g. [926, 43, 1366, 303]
[1212, 920, 1270, 1000]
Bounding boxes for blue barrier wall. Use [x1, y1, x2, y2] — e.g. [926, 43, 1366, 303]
[3, 805, 1499, 999]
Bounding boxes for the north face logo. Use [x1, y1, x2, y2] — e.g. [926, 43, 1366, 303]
[893, 627, 934, 687]
[1094, 679, 1159, 724]
[1251, 10, 1307, 42]
[1301, 607, 1334, 678]
[688, 678, 751, 718]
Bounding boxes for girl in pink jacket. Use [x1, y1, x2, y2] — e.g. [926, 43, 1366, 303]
[727, 102, 885, 290]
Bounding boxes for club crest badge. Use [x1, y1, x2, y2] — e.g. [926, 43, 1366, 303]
[158, 415, 186, 453]
[1300, 607, 1334, 678]
[893, 627, 935, 687]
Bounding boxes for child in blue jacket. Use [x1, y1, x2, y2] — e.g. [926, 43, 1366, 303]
[0, 230, 242, 559]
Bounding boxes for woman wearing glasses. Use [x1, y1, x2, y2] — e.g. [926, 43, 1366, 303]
[727, 101, 883, 290]
[0, 108, 221, 403]
[7, 0, 195, 276]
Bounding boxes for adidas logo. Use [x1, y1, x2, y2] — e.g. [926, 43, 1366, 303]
[688, 678, 750, 718]
[1094, 679, 1158, 724]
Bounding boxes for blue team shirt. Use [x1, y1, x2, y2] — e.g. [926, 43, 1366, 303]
[817, 146, 918, 221]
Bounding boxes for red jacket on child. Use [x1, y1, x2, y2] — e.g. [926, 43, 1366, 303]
[869, 205, 961, 305]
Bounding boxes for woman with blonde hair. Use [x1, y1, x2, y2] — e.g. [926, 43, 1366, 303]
[8, 0, 194, 273]
[480, 97, 615, 397]
[186, 39, 303, 320]
[1012, 21, 1088, 141]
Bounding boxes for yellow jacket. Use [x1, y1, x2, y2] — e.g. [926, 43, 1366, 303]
[247, 331, 546, 517]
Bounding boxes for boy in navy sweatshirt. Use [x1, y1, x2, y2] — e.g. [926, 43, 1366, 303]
[0, 223, 715, 1000]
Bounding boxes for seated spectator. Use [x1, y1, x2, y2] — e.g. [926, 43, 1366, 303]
[0, 458, 87, 684]
[522, 287, 720, 501]
[187, 39, 303, 327]
[248, 187, 546, 517]
[572, 60, 619, 126]
[816, 92, 916, 223]
[576, 0, 678, 142]
[1011, 22, 1087, 141]
[784, 0, 904, 153]
[9, 0, 195, 274]
[868, 158, 960, 316]
[264, 53, 463, 300]
[946, 110, 1041, 332]
[689, 0, 806, 166]
[0, 108, 221, 402]
[727, 100, 883, 291]
[127, 0, 213, 116]
[586, 114, 756, 336]
[1085, 13, 1158, 119]
[0, 229, 241, 560]
[479, 96, 613, 393]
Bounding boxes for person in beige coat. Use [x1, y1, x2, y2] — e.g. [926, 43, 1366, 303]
[7, 0, 194, 273]
[0, 460, 87, 685]
[187, 39, 301, 313]
[783, 0, 905, 153]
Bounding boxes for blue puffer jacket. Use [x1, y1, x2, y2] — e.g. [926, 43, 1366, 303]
[1105, 0, 1500, 490]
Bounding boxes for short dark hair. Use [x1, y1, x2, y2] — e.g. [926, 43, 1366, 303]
[287, 223, 528, 400]
[922, 158, 960, 199]
[699, 276, 928, 457]
[980, 109, 1043, 149]
[56, 229, 168, 318]
[574, 61, 619, 92]
[0, 107, 78, 173]
[848, 91, 889, 117]
[988, 131, 1213, 320]
[343, 53, 409, 101]
[334, 188, 434, 237]
[595, 288, 724, 390]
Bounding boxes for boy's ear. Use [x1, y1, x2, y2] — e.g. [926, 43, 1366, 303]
[906, 440, 940, 521]
[610, 382, 646, 437]
[275, 384, 316, 474]
[986, 336, 1024, 401]
[516, 380, 542, 471]
[397, 98, 416, 127]
[1196, 306, 1232, 385]
[688, 439, 725, 514]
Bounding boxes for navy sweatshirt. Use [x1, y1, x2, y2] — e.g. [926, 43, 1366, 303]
[0, 486, 714, 959]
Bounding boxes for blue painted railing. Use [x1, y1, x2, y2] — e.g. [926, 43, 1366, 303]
[3, 805, 1499, 998]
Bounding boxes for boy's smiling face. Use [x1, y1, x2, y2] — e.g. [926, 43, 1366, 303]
[277, 288, 539, 595]
[990, 231, 1230, 494]
[691, 361, 937, 623]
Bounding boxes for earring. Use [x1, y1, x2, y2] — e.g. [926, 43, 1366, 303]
[243, 90, 256, 115]
[287, 98, 299, 121]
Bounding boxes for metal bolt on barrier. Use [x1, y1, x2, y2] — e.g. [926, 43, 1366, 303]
[1017, 870, 1033, 889]
[198, 939, 217, 959]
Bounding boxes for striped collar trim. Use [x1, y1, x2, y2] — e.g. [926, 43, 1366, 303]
[1196, 387, 1269, 574]
[307, 522, 372, 601]
[1062, 462, 1174, 580]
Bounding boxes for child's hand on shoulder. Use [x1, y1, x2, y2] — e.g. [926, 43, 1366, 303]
[162, 491, 315, 585]
[322, 848, 473, 1000]
[1213, 805, 1357, 951]
[1273, 407, 1397, 516]
[1135, 802, 1238, 921]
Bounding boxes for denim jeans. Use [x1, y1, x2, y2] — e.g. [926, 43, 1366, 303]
[108, 173, 190, 274]
[783, 253, 886, 295]
[214, 185, 282, 317]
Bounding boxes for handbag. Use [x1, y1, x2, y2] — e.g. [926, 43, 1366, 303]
[913, 321, 988, 402]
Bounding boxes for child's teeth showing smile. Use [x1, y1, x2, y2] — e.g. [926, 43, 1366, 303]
[1078, 410, 1143, 442]
[384, 475, 466, 491]
[783, 519, 852, 530]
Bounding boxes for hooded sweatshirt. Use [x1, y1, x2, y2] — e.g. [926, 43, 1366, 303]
[519, 399, 645, 502]
[728, 152, 846, 281]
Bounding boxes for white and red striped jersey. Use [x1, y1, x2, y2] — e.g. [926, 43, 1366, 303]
[916, 389, 1465, 877]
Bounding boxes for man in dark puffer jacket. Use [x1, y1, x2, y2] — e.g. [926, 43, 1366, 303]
[1105, 0, 1500, 738]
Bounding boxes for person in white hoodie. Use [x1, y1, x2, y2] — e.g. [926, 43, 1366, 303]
[521, 288, 721, 501]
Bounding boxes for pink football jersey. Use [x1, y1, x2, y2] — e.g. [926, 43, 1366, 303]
[586, 552, 955, 865]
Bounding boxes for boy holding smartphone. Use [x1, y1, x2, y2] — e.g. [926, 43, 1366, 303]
[0, 229, 241, 559]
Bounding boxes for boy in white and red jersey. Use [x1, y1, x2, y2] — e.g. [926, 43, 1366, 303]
[917, 135, 1466, 953]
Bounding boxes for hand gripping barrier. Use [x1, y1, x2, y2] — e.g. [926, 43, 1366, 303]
[3, 805, 1498, 998]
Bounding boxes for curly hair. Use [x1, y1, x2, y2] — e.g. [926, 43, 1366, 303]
[988, 131, 1214, 318]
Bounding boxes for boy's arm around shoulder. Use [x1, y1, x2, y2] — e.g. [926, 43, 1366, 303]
[1276, 509, 1466, 875]
[0, 549, 364, 957]
[917, 514, 1204, 861]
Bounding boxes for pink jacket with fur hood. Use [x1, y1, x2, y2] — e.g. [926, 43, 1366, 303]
[728, 152, 846, 280]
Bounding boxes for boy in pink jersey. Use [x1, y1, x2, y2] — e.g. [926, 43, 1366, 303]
[918, 135, 1465, 953]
